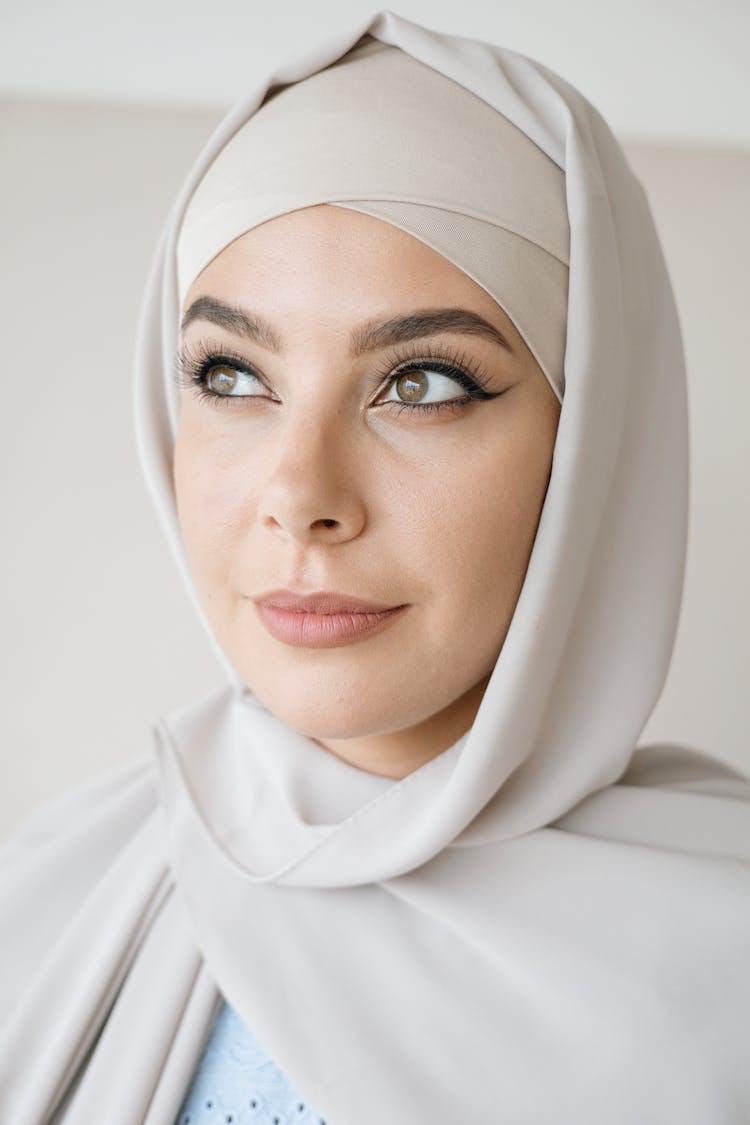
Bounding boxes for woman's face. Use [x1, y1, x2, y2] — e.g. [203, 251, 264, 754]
[175, 205, 560, 778]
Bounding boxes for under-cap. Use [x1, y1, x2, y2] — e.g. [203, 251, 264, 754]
[176, 36, 570, 398]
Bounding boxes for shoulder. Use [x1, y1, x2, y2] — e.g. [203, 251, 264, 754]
[622, 742, 750, 796]
[0, 753, 158, 860]
[0, 753, 160, 1022]
[556, 743, 750, 862]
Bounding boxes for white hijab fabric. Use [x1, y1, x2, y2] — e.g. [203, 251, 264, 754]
[2, 10, 750, 1124]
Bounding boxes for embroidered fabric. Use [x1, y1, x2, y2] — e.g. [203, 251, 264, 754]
[174, 1002, 325, 1125]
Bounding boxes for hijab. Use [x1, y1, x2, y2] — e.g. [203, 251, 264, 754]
[1, 10, 749, 1124]
[175, 34, 569, 399]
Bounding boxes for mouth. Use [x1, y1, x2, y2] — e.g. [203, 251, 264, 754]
[250, 589, 409, 649]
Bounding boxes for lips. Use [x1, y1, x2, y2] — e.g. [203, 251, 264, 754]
[251, 589, 408, 648]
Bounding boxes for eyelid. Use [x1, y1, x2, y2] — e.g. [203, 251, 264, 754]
[175, 337, 501, 411]
[175, 338, 271, 394]
[370, 344, 500, 408]
[376, 342, 494, 388]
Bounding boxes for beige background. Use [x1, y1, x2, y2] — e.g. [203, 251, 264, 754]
[1, 94, 748, 837]
[3, 0, 748, 147]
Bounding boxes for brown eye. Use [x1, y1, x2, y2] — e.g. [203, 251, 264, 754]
[395, 370, 429, 402]
[203, 364, 267, 398]
[207, 366, 241, 394]
[374, 357, 495, 413]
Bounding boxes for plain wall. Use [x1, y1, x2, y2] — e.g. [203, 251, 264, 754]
[1, 98, 748, 837]
[2, 0, 749, 147]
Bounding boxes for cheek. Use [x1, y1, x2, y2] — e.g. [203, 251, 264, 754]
[411, 418, 553, 591]
[173, 416, 256, 584]
[402, 408, 556, 683]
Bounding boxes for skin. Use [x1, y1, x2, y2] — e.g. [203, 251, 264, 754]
[174, 204, 561, 779]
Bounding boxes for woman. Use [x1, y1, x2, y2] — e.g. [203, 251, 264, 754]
[1, 10, 749, 1124]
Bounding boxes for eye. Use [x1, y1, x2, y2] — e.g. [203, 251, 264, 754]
[378, 366, 470, 406]
[205, 363, 268, 397]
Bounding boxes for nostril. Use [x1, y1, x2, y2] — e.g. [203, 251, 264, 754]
[317, 519, 338, 529]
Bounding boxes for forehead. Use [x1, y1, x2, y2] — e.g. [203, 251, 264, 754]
[181, 205, 529, 352]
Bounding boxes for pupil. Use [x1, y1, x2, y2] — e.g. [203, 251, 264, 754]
[209, 366, 237, 393]
[396, 370, 428, 402]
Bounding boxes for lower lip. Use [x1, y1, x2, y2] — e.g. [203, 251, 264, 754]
[253, 603, 408, 648]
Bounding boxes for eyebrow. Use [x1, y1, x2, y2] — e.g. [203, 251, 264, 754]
[181, 296, 514, 356]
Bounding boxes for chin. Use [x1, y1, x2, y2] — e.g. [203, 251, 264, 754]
[262, 693, 407, 741]
[244, 670, 430, 742]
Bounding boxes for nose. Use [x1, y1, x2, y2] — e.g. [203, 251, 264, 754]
[257, 410, 367, 546]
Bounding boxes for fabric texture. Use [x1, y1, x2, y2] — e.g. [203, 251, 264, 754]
[174, 1002, 324, 1125]
[1, 10, 750, 1125]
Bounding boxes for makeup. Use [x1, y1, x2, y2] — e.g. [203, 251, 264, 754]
[252, 591, 408, 648]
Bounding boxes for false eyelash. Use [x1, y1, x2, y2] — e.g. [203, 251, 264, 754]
[372, 342, 499, 403]
[173, 337, 270, 406]
[173, 336, 503, 412]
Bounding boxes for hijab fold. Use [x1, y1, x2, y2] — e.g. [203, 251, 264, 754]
[2, 10, 749, 1124]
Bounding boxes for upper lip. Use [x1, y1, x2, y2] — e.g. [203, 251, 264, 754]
[251, 589, 404, 614]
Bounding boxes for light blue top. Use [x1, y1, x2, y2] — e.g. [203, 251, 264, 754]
[175, 1001, 325, 1125]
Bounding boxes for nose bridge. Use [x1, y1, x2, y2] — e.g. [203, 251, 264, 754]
[260, 397, 365, 543]
[275, 396, 345, 489]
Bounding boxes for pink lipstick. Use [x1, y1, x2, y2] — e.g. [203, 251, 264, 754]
[251, 590, 408, 649]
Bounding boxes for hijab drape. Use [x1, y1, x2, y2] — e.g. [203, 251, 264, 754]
[2, 10, 749, 1124]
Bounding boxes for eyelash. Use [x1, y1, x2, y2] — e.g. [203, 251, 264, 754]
[174, 339, 502, 416]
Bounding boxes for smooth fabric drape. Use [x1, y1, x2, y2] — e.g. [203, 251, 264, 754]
[1, 10, 749, 1124]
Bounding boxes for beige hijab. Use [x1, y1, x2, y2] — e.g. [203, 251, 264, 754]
[2, 10, 749, 1124]
[175, 35, 570, 399]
